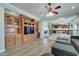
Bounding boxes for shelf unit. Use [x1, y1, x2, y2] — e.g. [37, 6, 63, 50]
[24, 17, 40, 40]
[50, 24, 73, 35]
[5, 12, 40, 49]
[23, 16, 35, 42]
[5, 13, 19, 49]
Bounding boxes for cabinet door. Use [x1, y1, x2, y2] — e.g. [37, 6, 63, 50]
[5, 35, 16, 49]
[16, 35, 23, 46]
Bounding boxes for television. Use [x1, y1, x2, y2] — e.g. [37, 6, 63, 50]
[24, 26, 30, 34]
[24, 23, 34, 34]
[30, 24, 34, 34]
[31, 26, 34, 33]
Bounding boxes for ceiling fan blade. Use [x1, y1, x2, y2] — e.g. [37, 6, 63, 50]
[55, 5, 61, 9]
[54, 11, 58, 14]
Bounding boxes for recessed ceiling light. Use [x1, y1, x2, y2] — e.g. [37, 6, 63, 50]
[72, 6, 75, 9]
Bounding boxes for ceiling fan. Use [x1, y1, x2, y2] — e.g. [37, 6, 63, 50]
[45, 3, 61, 16]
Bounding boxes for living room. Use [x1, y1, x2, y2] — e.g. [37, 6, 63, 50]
[0, 3, 79, 56]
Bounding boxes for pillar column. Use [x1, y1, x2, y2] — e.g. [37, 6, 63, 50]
[0, 4, 5, 53]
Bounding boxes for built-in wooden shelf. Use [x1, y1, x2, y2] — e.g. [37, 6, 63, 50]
[50, 24, 73, 35]
[5, 11, 40, 49]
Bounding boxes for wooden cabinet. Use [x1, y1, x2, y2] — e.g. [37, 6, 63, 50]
[5, 12, 40, 49]
[16, 34, 22, 47]
[23, 17, 37, 41]
[5, 13, 18, 49]
[5, 35, 16, 49]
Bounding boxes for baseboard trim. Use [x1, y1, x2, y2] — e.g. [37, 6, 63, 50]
[0, 49, 5, 53]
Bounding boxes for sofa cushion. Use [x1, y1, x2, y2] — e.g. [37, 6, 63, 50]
[72, 39, 79, 47]
[57, 38, 68, 41]
[52, 43, 77, 56]
[71, 36, 79, 39]
[71, 39, 79, 53]
[56, 39, 71, 45]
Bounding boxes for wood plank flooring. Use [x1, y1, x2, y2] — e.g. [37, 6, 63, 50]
[0, 37, 56, 56]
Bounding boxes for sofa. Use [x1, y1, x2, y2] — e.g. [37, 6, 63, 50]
[43, 36, 79, 56]
[56, 38, 71, 45]
[71, 36, 79, 53]
[52, 42, 77, 56]
[51, 37, 78, 56]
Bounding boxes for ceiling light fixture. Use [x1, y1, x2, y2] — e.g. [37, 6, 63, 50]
[45, 3, 61, 17]
[72, 6, 75, 9]
[47, 12, 54, 17]
[47, 3, 61, 14]
[40, 3, 61, 17]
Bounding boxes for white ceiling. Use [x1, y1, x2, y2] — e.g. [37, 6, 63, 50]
[11, 3, 79, 21]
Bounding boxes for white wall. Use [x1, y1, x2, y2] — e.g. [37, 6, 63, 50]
[0, 4, 5, 53]
[44, 14, 79, 36]
[76, 14, 79, 36]
[40, 21, 49, 38]
[49, 15, 76, 24]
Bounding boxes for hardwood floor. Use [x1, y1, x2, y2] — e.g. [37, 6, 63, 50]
[0, 37, 56, 56]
